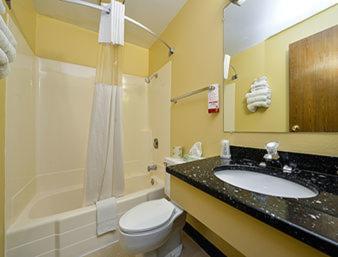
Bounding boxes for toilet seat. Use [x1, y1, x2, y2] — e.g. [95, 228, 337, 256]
[119, 199, 175, 234]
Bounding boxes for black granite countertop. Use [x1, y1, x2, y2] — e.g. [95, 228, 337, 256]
[166, 146, 338, 256]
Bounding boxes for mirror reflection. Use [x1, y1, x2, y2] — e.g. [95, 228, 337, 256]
[223, 0, 338, 132]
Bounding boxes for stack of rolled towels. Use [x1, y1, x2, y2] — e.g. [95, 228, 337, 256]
[0, 0, 17, 79]
[245, 76, 271, 112]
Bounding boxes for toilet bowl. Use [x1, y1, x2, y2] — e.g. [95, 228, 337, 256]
[119, 198, 186, 257]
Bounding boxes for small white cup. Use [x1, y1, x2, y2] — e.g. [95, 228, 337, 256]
[220, 140, 231, 159]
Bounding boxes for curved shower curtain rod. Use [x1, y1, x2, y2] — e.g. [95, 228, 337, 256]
[59, 0, 175, 56]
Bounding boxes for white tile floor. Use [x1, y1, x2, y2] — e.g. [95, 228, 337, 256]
[86, 232, 210, 257]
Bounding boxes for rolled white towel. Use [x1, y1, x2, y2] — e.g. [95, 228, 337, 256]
[0, 16, 17, 47]
[251, 80, 270, 88]
[246, 95, 271, 104]
[247, 100, 271, 112]
[254, 76, 268, 84]
[251, 84, 269, 92]
[0, 48, 9, 79]
[0, 29, 16, 62]
[251, 76, 270, 89]
[252, 78, 268, 84]
[251, 79, 269, 85]
[247, 104, 256, 113]
[0, 63, 10, 78]
[0, 0, 6, 14]
[245, 89, 271, 99]
[0, 46, 8, 65]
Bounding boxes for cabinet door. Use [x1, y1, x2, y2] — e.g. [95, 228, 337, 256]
[289, 25, 338, 132]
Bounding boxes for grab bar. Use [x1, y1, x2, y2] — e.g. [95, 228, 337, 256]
[171, 85, 215, 104]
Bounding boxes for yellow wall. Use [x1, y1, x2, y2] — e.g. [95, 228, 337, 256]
[10, 0, 149, 76]
[149, 0, 338, 157]
[11, 0, 36, 51]
[0, 78, 5, 257]
[231, 6, 338, 132]
[35, 15, 149, 76]
[149, 0, 338, 255]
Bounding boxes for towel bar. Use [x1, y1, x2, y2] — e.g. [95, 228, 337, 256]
[171, 85, 215, 104]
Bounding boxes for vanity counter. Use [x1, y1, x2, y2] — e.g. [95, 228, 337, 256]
[166, 146, 338, 256]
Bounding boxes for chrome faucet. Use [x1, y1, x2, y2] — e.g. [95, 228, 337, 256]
[263, 142, 293, 173]
[263, 142, 280, 161]
[282, 164, 293, 174]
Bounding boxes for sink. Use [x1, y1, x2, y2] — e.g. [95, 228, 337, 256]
[214, 169, 318, 198]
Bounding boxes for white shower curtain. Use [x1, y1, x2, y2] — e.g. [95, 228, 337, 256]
[85, 0, 125, 205]
[85, 44, 124, 205]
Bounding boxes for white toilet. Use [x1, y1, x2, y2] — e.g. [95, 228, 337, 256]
[119, 158, 186, 257]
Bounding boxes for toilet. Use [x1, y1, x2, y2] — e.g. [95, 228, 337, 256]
[119, 158, 186, 257]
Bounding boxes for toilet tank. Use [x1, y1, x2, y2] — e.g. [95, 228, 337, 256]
[164, 157, 185, 166]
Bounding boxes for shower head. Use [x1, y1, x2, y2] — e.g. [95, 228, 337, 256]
[145, 73, 158, 84]
[230, 0, 246, 6]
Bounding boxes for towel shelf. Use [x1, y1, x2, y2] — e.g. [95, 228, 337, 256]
[171, 85, 215, 104]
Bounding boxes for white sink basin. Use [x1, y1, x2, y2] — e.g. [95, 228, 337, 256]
[214, 169, 318, 198]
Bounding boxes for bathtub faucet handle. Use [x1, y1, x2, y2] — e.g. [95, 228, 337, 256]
[147, 164, 157, 172]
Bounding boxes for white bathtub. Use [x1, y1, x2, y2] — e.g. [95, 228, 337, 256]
[6, 174, 165, 257]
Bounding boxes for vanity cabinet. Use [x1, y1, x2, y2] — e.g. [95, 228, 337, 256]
[171, 177, 329, 257]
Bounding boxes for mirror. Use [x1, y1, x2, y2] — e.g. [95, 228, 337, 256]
[223, 0, 338, 132]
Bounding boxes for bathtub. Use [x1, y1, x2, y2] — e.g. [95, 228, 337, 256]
[6, 174, 165, 257]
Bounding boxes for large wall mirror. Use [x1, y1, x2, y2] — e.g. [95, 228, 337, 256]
[223, 0, 338, 132]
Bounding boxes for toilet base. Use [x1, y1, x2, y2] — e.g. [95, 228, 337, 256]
[143, 213, 185, 257]
[144, 243, 183, 257]
[164, 244, 183, 257]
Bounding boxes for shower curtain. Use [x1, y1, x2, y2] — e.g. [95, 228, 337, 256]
[85, 0, 125, 205]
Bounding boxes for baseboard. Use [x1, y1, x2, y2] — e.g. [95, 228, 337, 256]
[183, 223, 227, 257]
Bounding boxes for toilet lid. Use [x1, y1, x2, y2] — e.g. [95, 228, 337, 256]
[119, 199, 175, 233]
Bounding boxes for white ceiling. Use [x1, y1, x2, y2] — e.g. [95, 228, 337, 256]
[34, 0, 187, 48]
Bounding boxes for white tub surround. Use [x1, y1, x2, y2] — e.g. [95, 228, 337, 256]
[6, 174, 164, 257]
